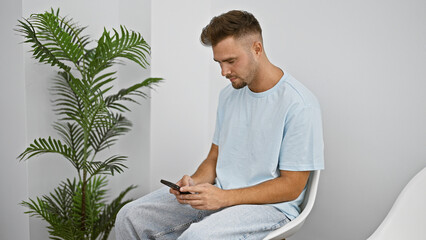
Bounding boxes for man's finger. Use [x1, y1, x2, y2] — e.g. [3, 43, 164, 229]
[179, 193, 202, 201]
[181, 184, 206, 193]
[186, 199, 204, 207]
[170, 188, 180, 195]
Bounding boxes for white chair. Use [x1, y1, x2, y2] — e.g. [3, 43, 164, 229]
[367, 167, 426, 240]
[264, 170, 321, 240]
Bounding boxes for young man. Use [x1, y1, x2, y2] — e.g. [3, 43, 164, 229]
[115, 10, 324, 239]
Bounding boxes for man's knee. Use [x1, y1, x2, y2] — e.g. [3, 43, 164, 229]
[178, 221, 214, 240]
[115, 201, 134, 230]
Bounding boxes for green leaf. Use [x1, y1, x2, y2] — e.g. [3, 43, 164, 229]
[26, 9, 90, 68]
[89, 113, 132, 154]
[87, 25, 151, 78]
[92, 71, 117, 93]
[93, 184, 136, 239]
[51, 71, 87, 121]
[17, 137, 78, 169]
[88, 155, 128, 176]
[17, 18, 72, 72]
[105, 77, 163, 112]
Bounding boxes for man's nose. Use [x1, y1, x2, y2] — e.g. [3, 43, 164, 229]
[221, 65, 231, 77]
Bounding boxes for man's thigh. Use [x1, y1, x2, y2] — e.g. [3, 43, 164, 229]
[116, 187, 214, 240]
[178, 204, 290, 240]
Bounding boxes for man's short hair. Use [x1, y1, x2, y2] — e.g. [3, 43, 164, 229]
[200, 10, 262, 46]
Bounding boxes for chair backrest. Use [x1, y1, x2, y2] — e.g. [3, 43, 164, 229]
[300, 170, 320, 211]
[264, 170, 321, 240]
[367, 167, 426, 240]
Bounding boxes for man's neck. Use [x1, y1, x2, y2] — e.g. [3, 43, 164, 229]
[248, 63, 284, 93]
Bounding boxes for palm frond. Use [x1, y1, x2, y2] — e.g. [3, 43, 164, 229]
[92, 71, 116, 94]
[21, 181, 81, 240]
[21, 8, 90, 71]
[21, 197, 53, 221]
[89, 113, 132, 153]
[87, 155, 128, 176]
[93, 184, 136, 240]
[53, 71, 110, 136]
[43, 179, 81, 240]
[18, 137, 78, 170]
[105, 77, 163, 112]
[51, 71, 85, 121]
[21, 197, 78, 239]
[53, 122, 84, 153]
[17, 17, 71, 72]
[53, 122, 85, 169]
[87, 26, 150, 78]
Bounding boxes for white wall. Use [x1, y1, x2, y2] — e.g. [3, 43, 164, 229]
[150, 1, 426, 240]
[0, 0, 30, 239]
[2, 0, 426, 239]
[150, 0, 215, 190]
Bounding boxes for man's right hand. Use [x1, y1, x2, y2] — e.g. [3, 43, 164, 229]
[170, 175, 195, 204]
[170, 144, 219, 203]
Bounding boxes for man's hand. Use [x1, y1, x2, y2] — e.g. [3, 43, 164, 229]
[170, 175, 194, 203]
[179, 183, 228, 210]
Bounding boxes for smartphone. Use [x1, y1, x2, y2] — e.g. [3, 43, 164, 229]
[160, 179, 190, 194]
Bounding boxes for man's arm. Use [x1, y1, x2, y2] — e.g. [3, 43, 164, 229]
[180, 170, 310, 210]
[190, 143, 218, 185]
[169, 144, 218, 199]
[225, 170, 310, 205]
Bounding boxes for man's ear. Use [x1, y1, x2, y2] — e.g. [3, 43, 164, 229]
[252, 41, 263, 56]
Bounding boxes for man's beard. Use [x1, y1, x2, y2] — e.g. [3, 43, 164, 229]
[227, 60, 257, 90]
[231, 78, 247, 89]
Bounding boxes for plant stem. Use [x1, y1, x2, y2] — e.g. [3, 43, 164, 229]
[81, 127, 88, 232]
[81, 169, 87, 232]
[81, 88, 90, 233]
[86, 153, 97, 183]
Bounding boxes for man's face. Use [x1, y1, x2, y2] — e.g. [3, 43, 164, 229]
[212, 36, 258, 89]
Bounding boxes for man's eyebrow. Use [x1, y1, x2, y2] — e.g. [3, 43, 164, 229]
[213, 57, 236, 63]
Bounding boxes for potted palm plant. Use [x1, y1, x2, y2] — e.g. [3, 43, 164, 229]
[16, 8, 161, 239]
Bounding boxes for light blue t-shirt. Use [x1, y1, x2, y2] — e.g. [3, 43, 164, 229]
[212, 71, 324, 220]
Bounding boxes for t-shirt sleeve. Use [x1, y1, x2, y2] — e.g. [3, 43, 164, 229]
[279, 105, 324, 171]
[212, 108, 221, 145]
